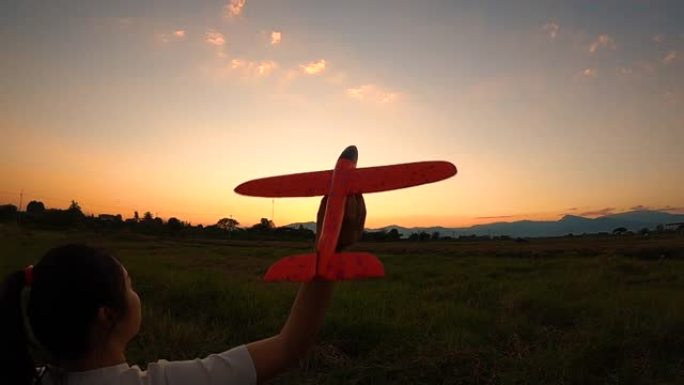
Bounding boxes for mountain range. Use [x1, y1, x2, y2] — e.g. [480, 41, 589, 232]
[286, 210, 684, 238]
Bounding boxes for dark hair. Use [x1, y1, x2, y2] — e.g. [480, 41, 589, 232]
[0, 244, 128, 385]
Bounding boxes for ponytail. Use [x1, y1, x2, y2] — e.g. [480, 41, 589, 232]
[0, 270, 37, 385]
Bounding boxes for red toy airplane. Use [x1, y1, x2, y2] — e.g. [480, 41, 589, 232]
[234, 145, 457, 281]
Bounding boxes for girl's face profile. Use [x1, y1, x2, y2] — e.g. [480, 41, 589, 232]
[118, 266, 142, 343]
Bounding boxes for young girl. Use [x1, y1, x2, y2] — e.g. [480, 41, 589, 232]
[0, 195, 366, 385]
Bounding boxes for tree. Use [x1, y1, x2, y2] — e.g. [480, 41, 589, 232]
[612, 227, 628, 235]
[0, 204, 18, 222]
[250, 218, 275, 232]
[26, 200, 45, 216]
[431, 231, 441, 241]
[67, 200, 85, 223]
[387, 228, 402, 241]
[68, 200, 83, 214]
[143, 211, 154, 222]
[134, 211, 140, 222]
[167, 217, 183, 233]
[217, 217, 240, 231]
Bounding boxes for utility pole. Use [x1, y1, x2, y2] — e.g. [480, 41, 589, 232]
[228, 214, 233, 240]
[17, 188, 24, 226]
[18, 189, 24, 212]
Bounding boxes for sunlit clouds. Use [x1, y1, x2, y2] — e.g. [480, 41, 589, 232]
[588, 34, 616, 53]
[224, 0, 246, 18]
[3, 1, 684, 228]
[663, 51, 678, 65]
[300, 59, 327, 75]
[270, 31, 282, 45]
[542, 22, 559, 39]
[346, 84, 398, 103]
[581, 68, 597, 78]
[158, 29, 186, 43]
[230, 59, 278, 77]
[205, 30, 226, 46]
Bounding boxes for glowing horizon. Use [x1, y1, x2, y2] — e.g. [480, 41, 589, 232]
[2, 1, 683, 229]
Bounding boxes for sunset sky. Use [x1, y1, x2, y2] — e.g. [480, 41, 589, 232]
[2, 0, 683, 228]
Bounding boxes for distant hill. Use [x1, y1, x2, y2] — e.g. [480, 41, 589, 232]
[286, 210, 684, 238]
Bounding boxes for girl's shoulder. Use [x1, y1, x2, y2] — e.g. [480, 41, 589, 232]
[37, 345, 255, 385]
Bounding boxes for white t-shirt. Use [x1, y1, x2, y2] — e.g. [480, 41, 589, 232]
[39, 345, 256, 385]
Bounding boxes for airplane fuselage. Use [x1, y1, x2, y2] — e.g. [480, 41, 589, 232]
[315, 146, 358, 276]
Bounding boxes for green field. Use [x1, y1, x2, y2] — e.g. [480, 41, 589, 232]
[2, 225, 683, 384]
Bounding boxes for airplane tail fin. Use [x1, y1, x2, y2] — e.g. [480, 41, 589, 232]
[264, 252, 384, 281]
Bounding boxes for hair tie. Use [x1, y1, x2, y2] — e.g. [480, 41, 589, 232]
[24, 265, 34, 286]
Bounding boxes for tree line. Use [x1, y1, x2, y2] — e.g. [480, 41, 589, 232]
[0, 200, 470, 242]
[0, 200, 314, 241]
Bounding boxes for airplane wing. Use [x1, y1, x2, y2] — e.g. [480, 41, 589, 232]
[234, 170, 333, 197]
[347, 161, 456, 194]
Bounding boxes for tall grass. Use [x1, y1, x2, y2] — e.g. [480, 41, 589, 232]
[1, 225, 683, 384]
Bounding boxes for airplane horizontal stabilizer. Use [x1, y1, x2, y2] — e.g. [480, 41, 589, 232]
[264, 253, 317, 282]
[320, 252, 385, 280]
[235, 170, 333, 197]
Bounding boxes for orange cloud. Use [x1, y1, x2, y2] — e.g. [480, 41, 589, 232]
[158, 29, 187, 43]
[346, 84, 398, 103]
[206, 30, 226, 46]
[589, 34, 615, 53]
[270, 31, 282, 45]
[231, 59, 278, 77]
[224, 0, 246, 18]
[579, 207, 615, 217]
[300, 59, 327, 75]
[663, 51, 678, 65]
[542, 22, 559, 39]
[582, 68, 597, 78]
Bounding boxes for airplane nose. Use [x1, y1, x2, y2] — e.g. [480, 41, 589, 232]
[339, 145, 358, 162]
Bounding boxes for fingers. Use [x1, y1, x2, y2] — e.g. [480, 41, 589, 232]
[314, 194, 366, 251]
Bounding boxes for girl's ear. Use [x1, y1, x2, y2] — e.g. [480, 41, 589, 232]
[97, 306, 118, 326]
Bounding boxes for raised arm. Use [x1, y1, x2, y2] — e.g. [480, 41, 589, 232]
[246, 194, 365, 383]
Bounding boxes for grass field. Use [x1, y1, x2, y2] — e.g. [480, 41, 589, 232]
[2, 224, 683, 384]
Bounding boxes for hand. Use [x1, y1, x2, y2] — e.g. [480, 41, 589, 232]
[316, 194, 366, 251]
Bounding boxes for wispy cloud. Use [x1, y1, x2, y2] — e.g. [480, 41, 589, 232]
[346, 84, 398, 103]
[653, 34, 665, 44]
[205, 30, 226, 46]
[589, 34, 615, 53]
[158, 29, 187, 43]
[663, 51, 678, 65]
[224, 0, 246, 18]
[300, 59, 327, 75]
[270, 31, 282, 45]
[579, 207, 615, 217]
[664, 90, 678, 105]
[582, 68, 597, 78]
[630, 204, 684, 213]
[476, 215, 516, 220]
[231, 59, 278, 77]
[542, 22, 559, 39]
